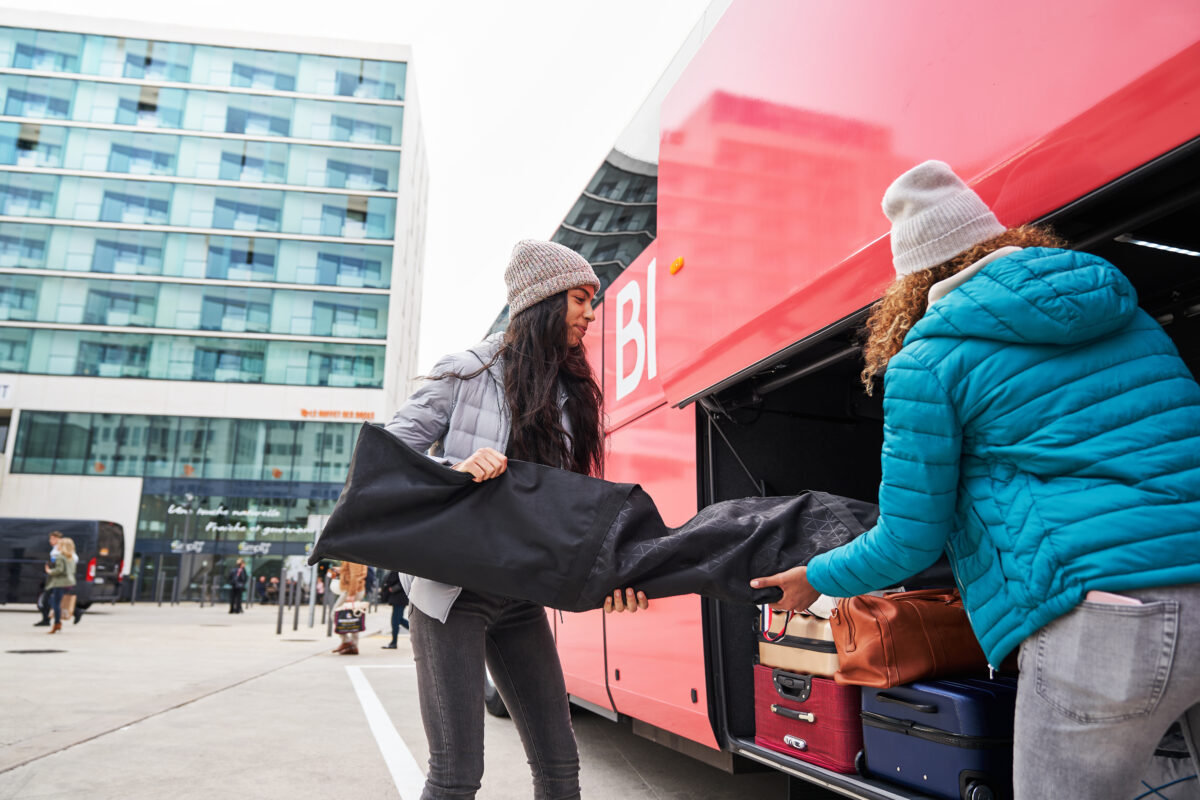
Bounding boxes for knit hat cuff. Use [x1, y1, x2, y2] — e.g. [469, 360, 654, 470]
[508, 268, 600, 317]
[891, 192, 1006, 276]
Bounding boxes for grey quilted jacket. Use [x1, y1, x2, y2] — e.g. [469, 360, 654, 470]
[384, 333, 571, 621]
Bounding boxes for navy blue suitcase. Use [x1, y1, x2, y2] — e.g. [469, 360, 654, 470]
[861, 677, 1017, 800]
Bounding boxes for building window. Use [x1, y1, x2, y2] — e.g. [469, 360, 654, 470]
[307, 352, 375, 387]
[107, 143, 175, 175]
[231, 63, 296, 92]
[334, 70, 395, 100]
[312, 301, 378, 337]
[0, 332, 29, 372]
[115, 95, 183, 128]
[199, 295, 270, 333]
[76, 341, 150, 378]
[316, 252, 383, 287]
[6, 127, 64, 168]
[0, 285, 36, 320]
[206, 242, 276, 281]
[218, 151, 285, 183]
[330, 115, 391, 144]
[92, 239, 164, 274]
[122, 50, 190, 82]
[192, 347, 265, 382]
[0, 233, 47, 267]
[0, 185, 53, 217]
[99, 191, 170, 225]
[13, 42, 80, 72]
[225, 107, 290, 137]
[3, 89, 71, 119]
[325, 159, 390, 191]
[83, 288, 155, 327]
[212, 199, 280, 232]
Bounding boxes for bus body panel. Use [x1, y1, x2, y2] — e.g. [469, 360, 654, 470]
[654, 0, 1200, 405]
[601, 405, 714, 749]
[554, 608, 614, 712]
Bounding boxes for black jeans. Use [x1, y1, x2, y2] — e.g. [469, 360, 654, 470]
[411, 590, 580, 800]
[229, 586, 243, 613]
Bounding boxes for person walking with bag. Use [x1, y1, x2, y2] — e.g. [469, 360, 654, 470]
[385, 240, 642, 800]
[43, 535, 76, 634]
[380, 570, 409, 649]
[751, 161, 1200, 799]
[228, 558, 248, 614]
[332, 560, 366, 655]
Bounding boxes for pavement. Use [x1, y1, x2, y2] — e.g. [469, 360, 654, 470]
[0, 601, 787, 799]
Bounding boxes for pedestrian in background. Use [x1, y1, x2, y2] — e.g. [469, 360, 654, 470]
[43, 535, 76, 634]
[59, 538, 82, 625]
[228, 558, 248, 614]
[381, 569, 409, 649]
[332, 560, 366, 656]
[752, 160, 1200, 800]
[255, 575, 267, 604]
[384, 239, 641, 800]
[33, 530, 62, 627]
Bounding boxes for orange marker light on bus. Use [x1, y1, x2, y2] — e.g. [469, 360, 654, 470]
[670, 257, 685, 275]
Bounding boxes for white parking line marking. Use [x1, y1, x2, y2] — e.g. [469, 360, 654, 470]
[346, 665, 425, 799]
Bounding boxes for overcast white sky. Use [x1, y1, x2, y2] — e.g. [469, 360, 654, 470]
[2, 0, 713, 372]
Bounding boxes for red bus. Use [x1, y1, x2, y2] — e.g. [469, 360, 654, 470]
[542, 1, 1200, 797]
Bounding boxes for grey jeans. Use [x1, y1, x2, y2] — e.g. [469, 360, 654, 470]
[1014, 584, 1200, 800]
[411, 590, 580, 800]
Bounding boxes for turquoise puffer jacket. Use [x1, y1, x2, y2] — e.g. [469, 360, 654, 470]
[807, 248, 1200, 665]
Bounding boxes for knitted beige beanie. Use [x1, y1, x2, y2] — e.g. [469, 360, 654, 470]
[505, 240, 600, 317]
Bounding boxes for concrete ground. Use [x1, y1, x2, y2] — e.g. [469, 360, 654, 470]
[0, 601, 787, 799]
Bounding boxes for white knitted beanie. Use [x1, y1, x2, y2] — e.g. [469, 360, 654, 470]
[505, 240, 600, 317]
[882, 160, 1007, 276]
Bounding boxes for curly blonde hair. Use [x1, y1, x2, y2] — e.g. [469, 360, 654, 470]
[859, 225, 1066, 393]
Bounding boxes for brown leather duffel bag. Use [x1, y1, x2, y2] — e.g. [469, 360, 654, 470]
[827, 588, 987, 688]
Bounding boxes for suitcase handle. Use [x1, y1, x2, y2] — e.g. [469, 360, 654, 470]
[876, 692, 938, 714]
[770, 704, 815, 723]
[772, 669, 813, 703]
[761, 609, 793, 642]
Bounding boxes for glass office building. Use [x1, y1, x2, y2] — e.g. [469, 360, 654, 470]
[0, 14, 427, 598]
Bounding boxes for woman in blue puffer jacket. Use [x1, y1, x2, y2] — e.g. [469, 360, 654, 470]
[752, 161, 1200, 799]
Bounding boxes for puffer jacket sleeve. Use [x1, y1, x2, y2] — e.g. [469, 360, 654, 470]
[384, 354, 459, 456]
[807, 350, 961, 597]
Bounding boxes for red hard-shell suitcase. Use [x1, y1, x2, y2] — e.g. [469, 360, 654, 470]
[753, 664, 862, 773]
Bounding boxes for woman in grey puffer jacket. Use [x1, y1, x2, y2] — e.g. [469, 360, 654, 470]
[385, 240, 633, 800]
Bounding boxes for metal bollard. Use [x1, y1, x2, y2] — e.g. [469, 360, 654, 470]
[155, 554, 165, 606]
[292, 579, 301, 631]
[307, 564, 317, 628]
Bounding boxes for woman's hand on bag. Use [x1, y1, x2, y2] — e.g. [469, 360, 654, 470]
[452, 447, 508, 482]
[751, 566, 820, 613]
[604, 588, 649, 613]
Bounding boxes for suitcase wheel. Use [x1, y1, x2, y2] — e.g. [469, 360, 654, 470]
[961, 776, 995, 800]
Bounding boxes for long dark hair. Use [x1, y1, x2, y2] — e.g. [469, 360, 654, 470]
[426, 291, 605, 476]
[504, 292, 604, 476]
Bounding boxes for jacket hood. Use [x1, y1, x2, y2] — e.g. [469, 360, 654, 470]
[908, 248, 1139, 346]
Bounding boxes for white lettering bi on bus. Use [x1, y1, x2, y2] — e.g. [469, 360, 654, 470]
[615, 258, 658, 400]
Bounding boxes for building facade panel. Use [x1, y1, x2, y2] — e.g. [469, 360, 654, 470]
[0, 16, 425, 596]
